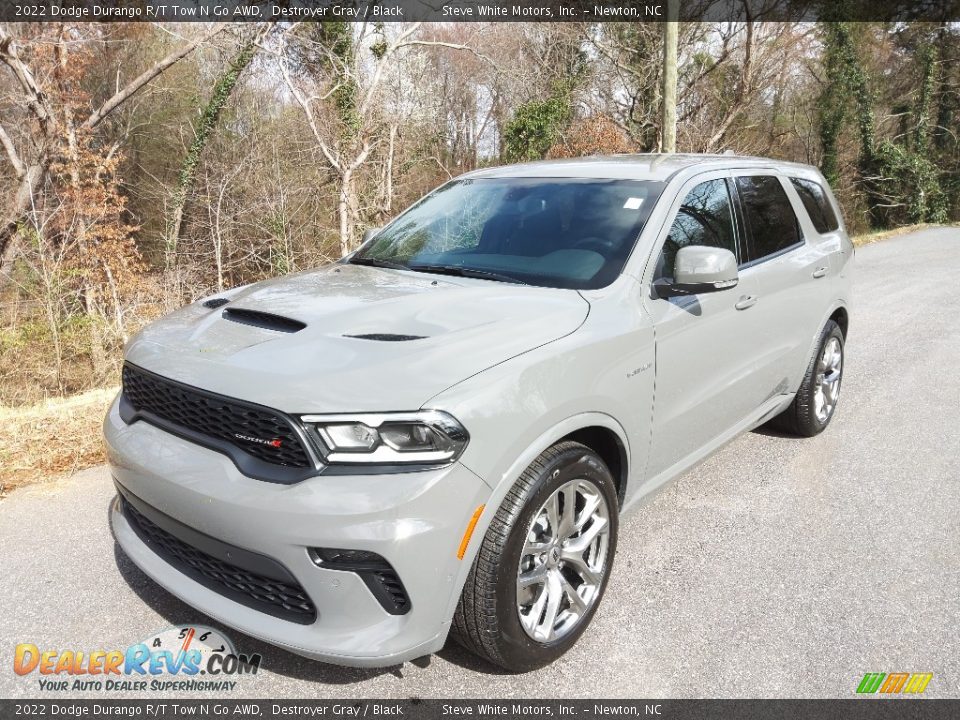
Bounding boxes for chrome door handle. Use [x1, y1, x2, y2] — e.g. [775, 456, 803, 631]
[735, 295, 758, 311]
[812, 267, 828, 278]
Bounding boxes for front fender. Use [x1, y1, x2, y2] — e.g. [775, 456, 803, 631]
[431, 410, 632, 633]
[423, 342, 653, 630]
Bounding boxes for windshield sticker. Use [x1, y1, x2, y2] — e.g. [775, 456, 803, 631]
[623, 197, 644, 210]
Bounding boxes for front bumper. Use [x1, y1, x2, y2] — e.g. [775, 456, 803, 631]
[104, 396, 490, 667]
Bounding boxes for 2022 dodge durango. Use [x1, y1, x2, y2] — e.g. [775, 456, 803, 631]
[106, 154, 852, 672]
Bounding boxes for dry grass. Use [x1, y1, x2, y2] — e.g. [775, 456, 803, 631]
[851, 223, 958, 247]
[0, 386, 117, 498]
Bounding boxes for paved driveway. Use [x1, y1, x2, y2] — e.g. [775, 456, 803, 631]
[1, 228, 958, 698]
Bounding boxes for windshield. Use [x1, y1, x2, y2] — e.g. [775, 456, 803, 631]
[351, 177, 665, 289]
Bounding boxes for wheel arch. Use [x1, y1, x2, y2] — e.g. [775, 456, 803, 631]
[559, 425, 629, 507]
[796, 300, 849, 387]
[443, 412, 632, 625]
[829, 305, 849, 339]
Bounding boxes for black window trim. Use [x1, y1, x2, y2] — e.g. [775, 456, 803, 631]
[725, 176, 749, 267]
[729, 172, 806, 269]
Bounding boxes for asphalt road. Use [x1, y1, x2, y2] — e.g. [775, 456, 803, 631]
[2, 228, 958, 699]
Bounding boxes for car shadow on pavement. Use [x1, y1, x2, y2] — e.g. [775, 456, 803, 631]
[433, 643, 516, 676]
[750, 423, 795, 439]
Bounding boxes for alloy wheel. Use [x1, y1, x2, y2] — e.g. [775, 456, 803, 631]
[814, 336, 843, 422]
[516, 479, 611, 642]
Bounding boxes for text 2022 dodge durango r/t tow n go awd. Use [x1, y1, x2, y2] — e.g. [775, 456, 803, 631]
[106, 154, 852, 672]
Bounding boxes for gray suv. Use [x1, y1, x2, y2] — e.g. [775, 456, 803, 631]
[106, 154, 852, 671]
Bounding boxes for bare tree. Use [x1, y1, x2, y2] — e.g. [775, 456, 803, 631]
[278, 22, 489, 256]
[0, 23, 226, 270]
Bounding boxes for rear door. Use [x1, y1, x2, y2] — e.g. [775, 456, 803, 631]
[732, 173, 831, 402]
[787, 175, 851, 307]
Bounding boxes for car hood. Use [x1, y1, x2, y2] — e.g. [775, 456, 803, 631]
[125, 264, 590, 413]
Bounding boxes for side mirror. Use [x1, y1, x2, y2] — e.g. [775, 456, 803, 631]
[655, 246, 739, 298]
[362, 227, 382, 244]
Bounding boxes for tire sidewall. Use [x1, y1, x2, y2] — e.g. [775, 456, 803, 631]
[493, 446, 619, 671]
[806, 322, 845, 433]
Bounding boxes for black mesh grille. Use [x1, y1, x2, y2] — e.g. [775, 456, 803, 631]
[369, 569, 411, 614]
[122, 364, 312, 468]
[123, 498, 317, 624]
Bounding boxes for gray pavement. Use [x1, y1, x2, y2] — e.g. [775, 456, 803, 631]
[1, 228, 958, 699]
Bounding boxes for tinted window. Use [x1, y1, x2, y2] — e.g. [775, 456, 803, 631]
[736, 176, 801, 263]
[355, 178, 664, 290]
[658, 179, 737, 279]
[790, 177, 839, 233]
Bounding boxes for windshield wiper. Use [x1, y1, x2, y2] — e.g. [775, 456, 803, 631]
[348, 256, 410, 271]
[408, 264, 528, 285]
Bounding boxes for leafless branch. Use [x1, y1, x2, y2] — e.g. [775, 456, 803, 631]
[82, 23, 228, 130]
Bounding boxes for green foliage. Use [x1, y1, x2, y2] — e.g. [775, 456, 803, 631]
[818, 23, 948, 228]
[608, 23, 662, 150]
[502, 79, 578, 164]
[913, 44, 938, 157]
[871, 141, 948, 225]
[818, 22, 874, 187]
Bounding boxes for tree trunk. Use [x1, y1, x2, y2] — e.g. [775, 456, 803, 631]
[384, 124, 397, 215]
[661, 12, 679, 153]
[0, 161, 46, 268]
[338, 169, 353, 258]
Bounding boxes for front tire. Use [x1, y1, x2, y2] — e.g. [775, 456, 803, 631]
[771, 319, 845, 437]
[452, 441, 619, 672]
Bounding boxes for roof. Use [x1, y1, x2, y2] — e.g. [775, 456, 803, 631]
[461, 153, 820, 183]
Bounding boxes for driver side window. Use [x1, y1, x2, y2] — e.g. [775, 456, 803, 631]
[658, 179, 737, 280]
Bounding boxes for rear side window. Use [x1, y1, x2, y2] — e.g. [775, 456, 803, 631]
[658, 179, 738, 279]
[790, 177, 840, 233]
[735, 176, 802, 263]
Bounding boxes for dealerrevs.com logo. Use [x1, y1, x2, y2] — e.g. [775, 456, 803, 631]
[13, 626, 262, 692]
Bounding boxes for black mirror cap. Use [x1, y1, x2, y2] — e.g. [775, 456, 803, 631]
[653, 277, 739, 299]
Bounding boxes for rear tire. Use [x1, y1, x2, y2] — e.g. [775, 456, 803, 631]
[452, 441, 618, 672]
[771, 320, 844, 437]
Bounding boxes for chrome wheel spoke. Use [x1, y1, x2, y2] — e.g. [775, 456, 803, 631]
[557, 484, 577, 539]
[523, 538, 552, 555]
[575, 492, 602, 531]
[520, 583, 549, 635]
[538, 573, 563, 641]
[545, 493, 561, 536]
[564, 515, 608, 555]
[518, 564, 548, 589]
[560, 549, 602, 585]
[559, 574, 588, 614]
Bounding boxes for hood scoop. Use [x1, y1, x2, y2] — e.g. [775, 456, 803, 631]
[203, 297, 230, 309]
[222, 308, 306, 333]
[344, 333, 427, 342]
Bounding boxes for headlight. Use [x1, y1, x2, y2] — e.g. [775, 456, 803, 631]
[300, 410, 469, 465]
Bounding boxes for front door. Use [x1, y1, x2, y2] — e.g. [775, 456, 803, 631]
[643, 176, 761, 480]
